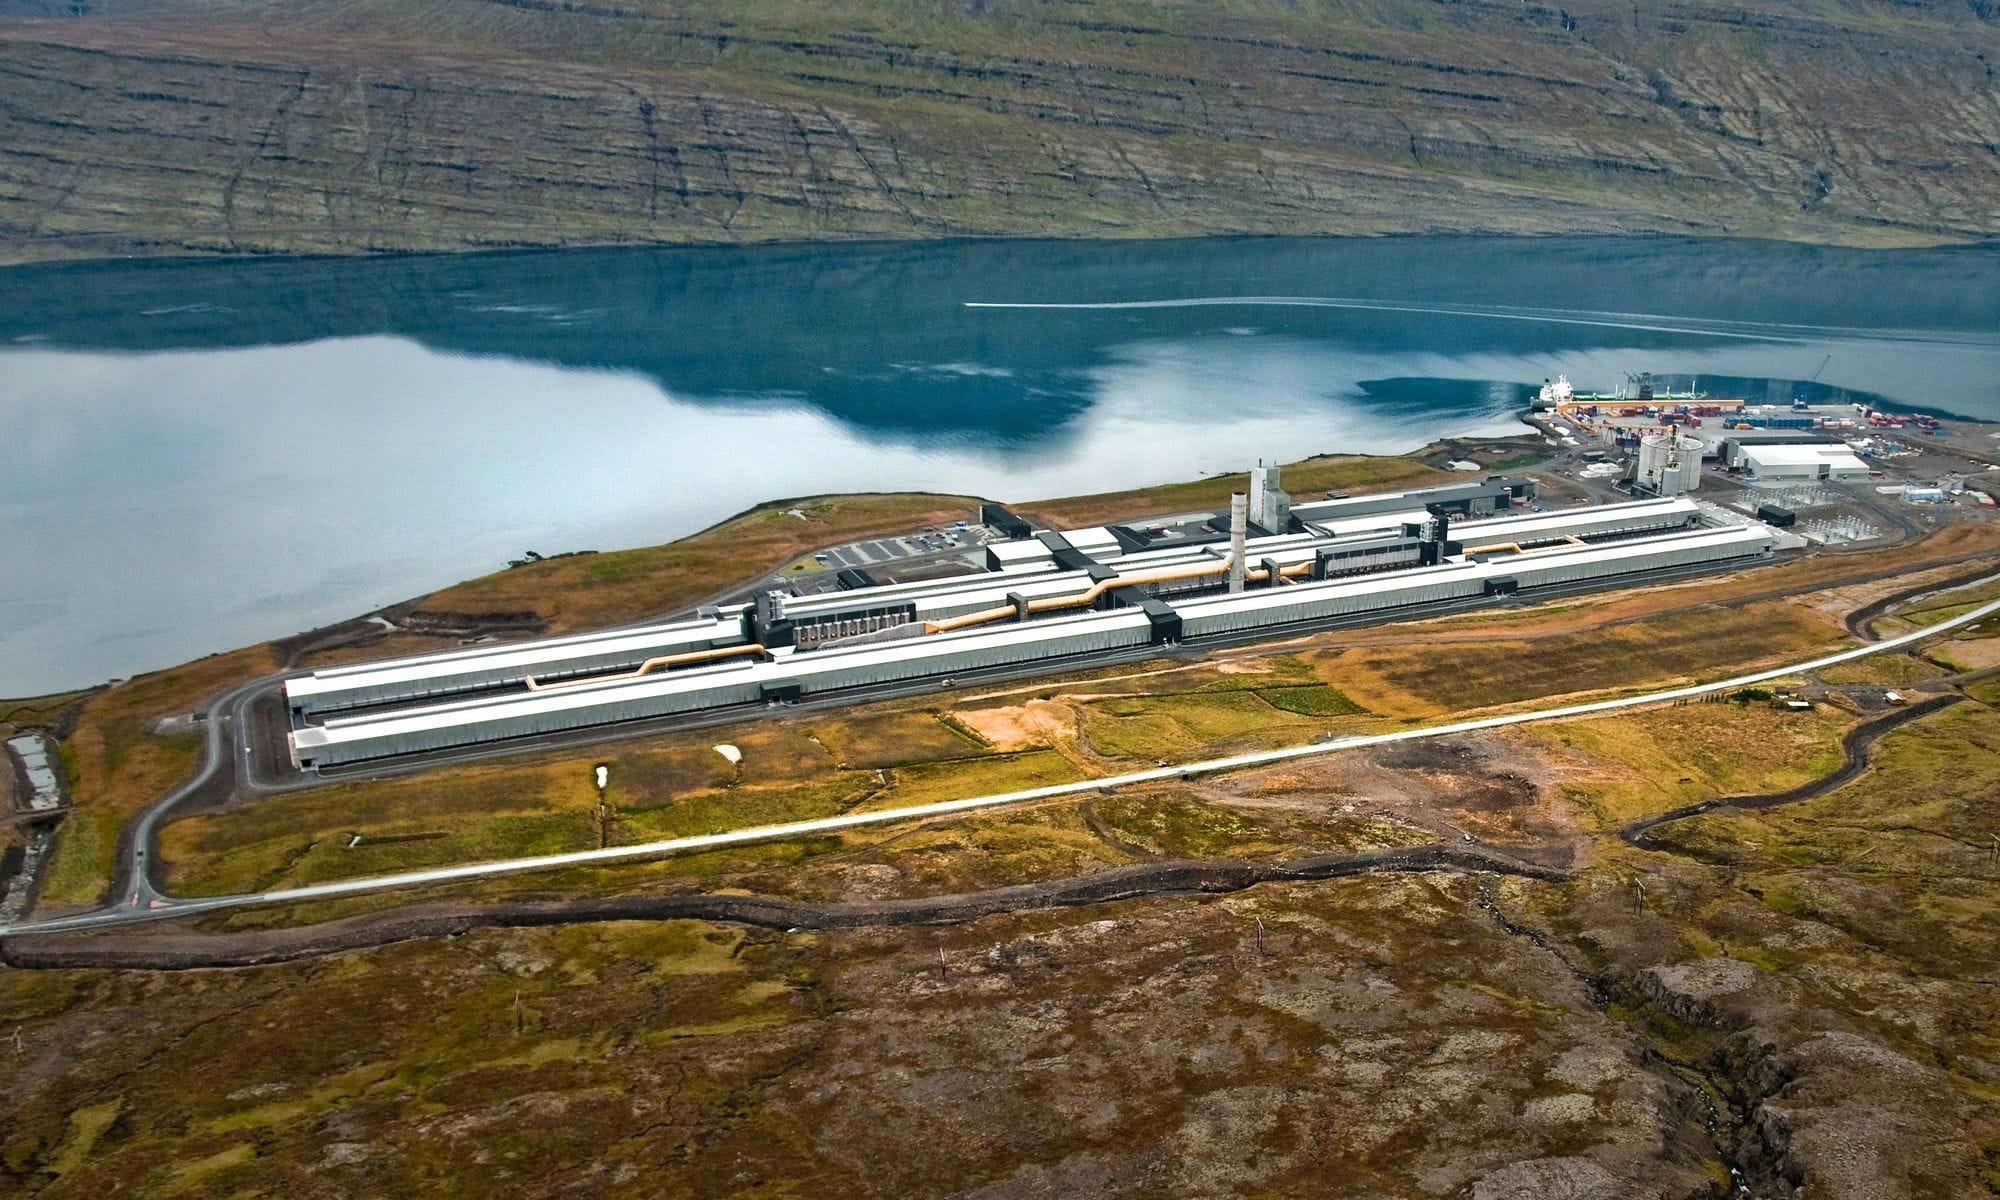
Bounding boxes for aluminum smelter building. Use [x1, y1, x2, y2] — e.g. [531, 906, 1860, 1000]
[287, 479, 1776, 770]
[287, 477, 1545, 720]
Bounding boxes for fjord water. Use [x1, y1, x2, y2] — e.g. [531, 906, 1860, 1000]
[3, 236, 1998, 696]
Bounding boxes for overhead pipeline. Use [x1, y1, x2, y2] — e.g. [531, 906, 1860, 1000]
[921, 555, 1313, 635]
[522, 643, 767, 692]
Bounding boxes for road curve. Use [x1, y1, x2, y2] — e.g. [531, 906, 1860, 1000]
[110, 677, 270, 909]
[13, 584, 1998, 940]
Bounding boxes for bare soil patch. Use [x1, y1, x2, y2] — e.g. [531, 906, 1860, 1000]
[952, 700, 1075, 752]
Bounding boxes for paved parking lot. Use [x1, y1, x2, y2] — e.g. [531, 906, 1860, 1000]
[820, 525, 987, 569]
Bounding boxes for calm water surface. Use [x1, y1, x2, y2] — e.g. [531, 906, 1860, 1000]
[3, 236, 1998, 695]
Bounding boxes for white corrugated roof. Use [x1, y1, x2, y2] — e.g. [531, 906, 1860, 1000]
[300, 609, 1152, 749]
[1173, 560, 1483, 616]
[1300, 509, 1428, 537]
[297, 520, 1773, 758]
[286, 615, 745, 700]
[1461, 496, 1694, 535]
[986, 539, 1053, 562]
[1062, 526, 1123, 552]
[1175, 523, 1771, 617]
[1740, 444, 1860, 466]
[305, 611, 740, 681]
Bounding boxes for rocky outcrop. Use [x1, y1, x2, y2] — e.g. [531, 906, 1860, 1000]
[1637, 957, 1763, 1028]
[2, 0, 1998, 262]
[1609, 952, 1991, 1199]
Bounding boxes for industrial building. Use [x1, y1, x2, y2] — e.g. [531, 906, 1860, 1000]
[284, 609, 753, 717]
[1289, 476, 1535, 524]
[285, 474, 1778, 770]
[1707, 429, 1850, 464]
[1248, 463, 1293, 533]
[1736, 443, 1872, 482]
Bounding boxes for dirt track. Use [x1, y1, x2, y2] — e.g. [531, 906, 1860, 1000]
[1620, 693, 1963, 851]
[1841, 562, 2000, 640]
[0, 844, 1564, 971]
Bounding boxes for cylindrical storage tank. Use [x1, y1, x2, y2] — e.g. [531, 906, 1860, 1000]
[1675, 436, 1703, 492]
[1636, 435, 1674, 492]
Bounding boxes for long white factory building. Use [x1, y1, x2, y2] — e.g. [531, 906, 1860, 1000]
[286, 477, 1778, 769]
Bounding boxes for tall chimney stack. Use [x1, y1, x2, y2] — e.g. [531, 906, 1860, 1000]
[1229, 492, 1248, 593]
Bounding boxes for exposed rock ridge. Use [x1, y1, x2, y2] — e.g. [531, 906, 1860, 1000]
[2, 0, 1997, 261]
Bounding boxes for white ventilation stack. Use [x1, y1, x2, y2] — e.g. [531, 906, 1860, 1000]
[1229, 492, 1248, 592]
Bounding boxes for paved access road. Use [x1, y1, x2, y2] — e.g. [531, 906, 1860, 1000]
[107, 677, 268, 911]
[13, 586, 1997, 938]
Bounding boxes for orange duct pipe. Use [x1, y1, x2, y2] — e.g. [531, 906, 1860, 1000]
[921, 555, 1316, 635]
[522, 643, 767, 692]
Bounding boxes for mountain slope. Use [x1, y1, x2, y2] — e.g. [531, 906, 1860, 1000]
[2, 0, 1998, 262]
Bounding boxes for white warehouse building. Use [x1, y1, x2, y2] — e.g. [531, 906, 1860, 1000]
[1739, 443, 1871, 482]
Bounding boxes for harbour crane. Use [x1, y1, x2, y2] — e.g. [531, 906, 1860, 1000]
[1794, 353, 1833, 408]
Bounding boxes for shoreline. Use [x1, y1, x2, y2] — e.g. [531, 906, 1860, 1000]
[7, 226, 2000, 278]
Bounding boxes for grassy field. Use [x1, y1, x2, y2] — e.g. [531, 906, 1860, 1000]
[1077, 688, 1341, 762]
[154, 590, 1866, 898]
[1812, 653, 1951, 688]
[13, 535, 2000, 1197]
[1610, 697, 2000, 1045]
[1323, 600, 1844, 717]
[809, 710, 988, 769]
[0, 692, 90, 744]
[1086, 789, 1304, 859]
[409, 493, 980, 636]
[950, 651, 1380, 763]
[1016, 454, 1446, 528]
[1867, 576, 2000, 634]
[1527, 700, 1852, 829]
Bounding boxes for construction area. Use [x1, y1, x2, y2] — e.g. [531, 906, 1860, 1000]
[284, 470, 1782, 769]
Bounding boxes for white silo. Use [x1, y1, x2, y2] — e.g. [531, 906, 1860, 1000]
[1637, 435, 1675, 493]
[1637, 433, 1702, 495]
[1674, 435, 1703, 493]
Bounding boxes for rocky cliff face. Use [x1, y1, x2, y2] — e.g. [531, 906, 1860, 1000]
[1, 0, 1997, 261]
